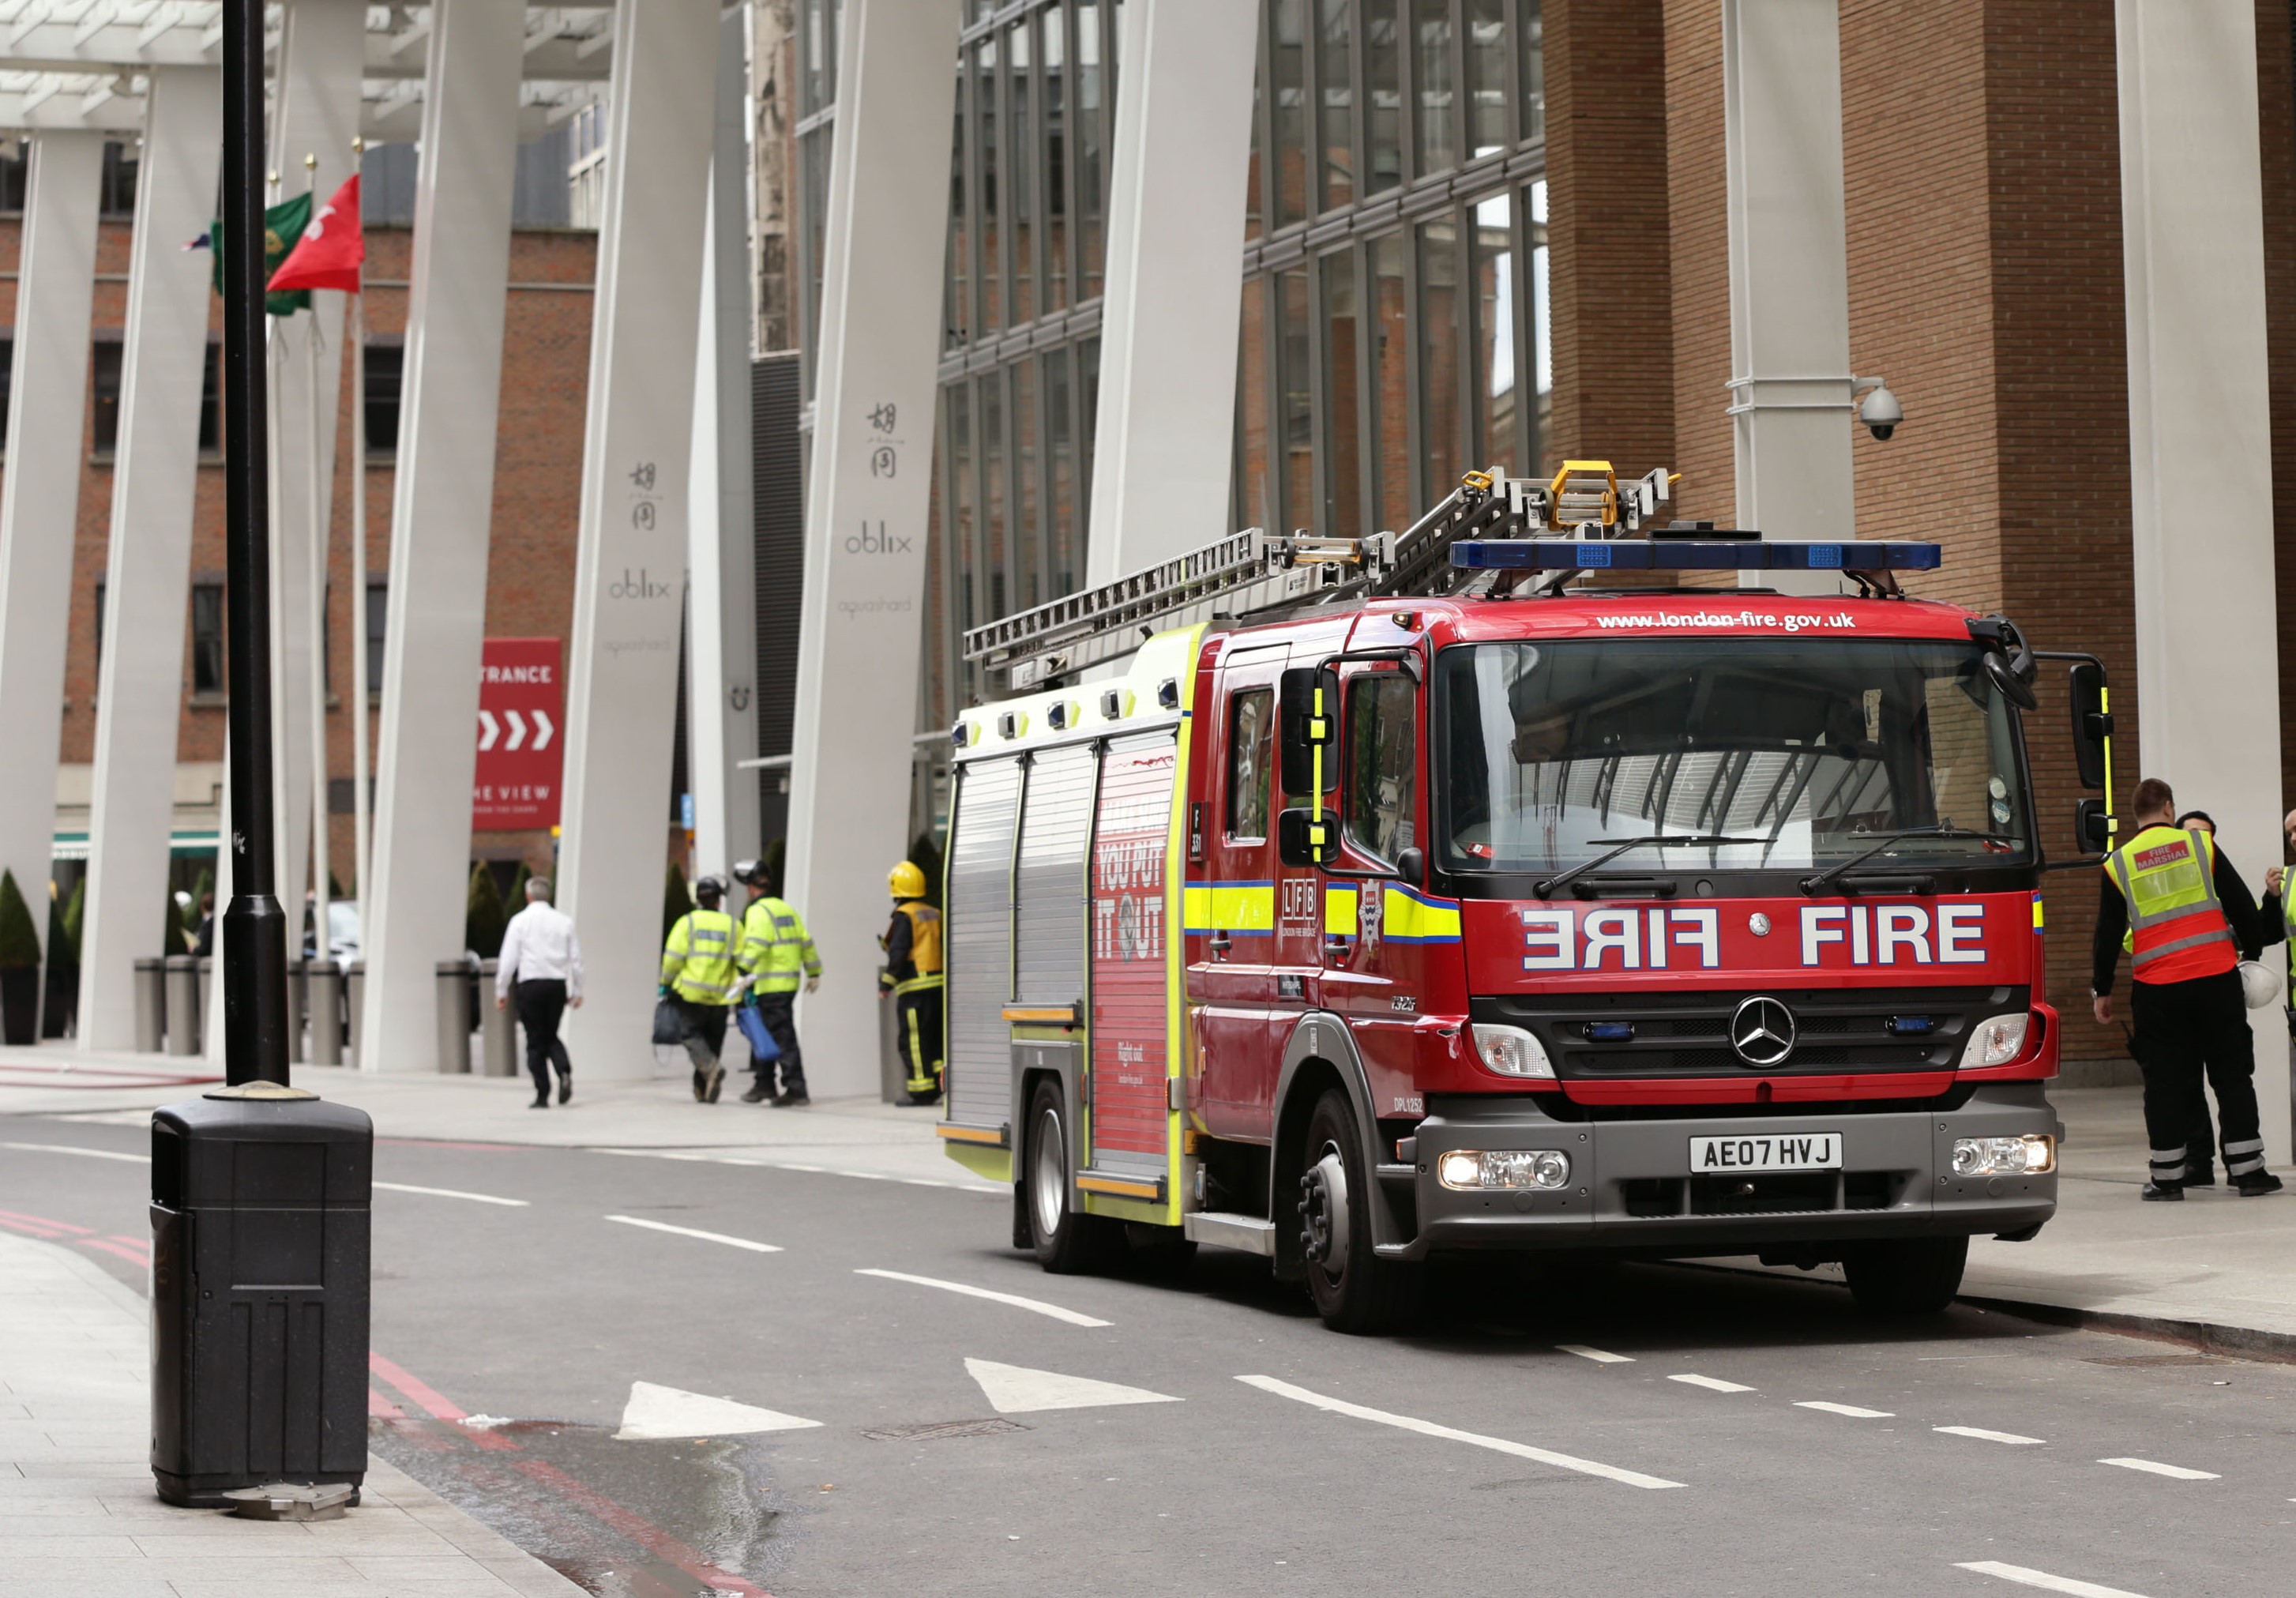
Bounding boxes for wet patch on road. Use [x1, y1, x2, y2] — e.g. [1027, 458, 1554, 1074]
[370, 1413, 799, 1597]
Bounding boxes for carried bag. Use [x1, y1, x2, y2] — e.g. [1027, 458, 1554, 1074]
[735, 1002, 783, 1064]
[652, 998, 685, 1047]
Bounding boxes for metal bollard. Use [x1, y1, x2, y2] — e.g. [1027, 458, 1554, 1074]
[163, 956, 202, 1058]
[478, 961, 520, 1077]
[306, 960, 343, 1066]
[288, 959, 310, 1063]
[434, 961, 472, 1073]
[345, 961, 364, 1066]
[135, 958, 166, 1053]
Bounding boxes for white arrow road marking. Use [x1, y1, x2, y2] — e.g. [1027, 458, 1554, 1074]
[1557, 1344, 1633, 1363]
[1669, 1374, 1754, 1393]
[2097, 1457, 2218, 1480]
[1955, 1560, 2154, 1596]
[1237, 1374, 1683, 1490]
[1795, 1401, 1894, 1418]
[605, 1215, 782, 1252]
[504, 709, 527, 751]
[476, 709, 499, 751]
[856, 1269, 1110, 1326]
[374, 1182, 528, 1207]
[531, 709, 554, 751]
[1937, 1425, 2046, 1446]
[966, 1359, 1178, 1415]
[614, 1381, 821, 1441]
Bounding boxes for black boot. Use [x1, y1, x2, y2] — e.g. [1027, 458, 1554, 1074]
[741, 1081, 771, 1104]
[557, 1073, 572, 1106]
[2140, 1181, 2184, 1201]
[2235, 1170, 2284, 1198]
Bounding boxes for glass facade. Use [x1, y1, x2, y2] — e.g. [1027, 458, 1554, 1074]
[794, 0, 1546, 780]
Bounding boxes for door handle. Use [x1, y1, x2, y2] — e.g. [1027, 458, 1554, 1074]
[1210, 931, 1232, 959]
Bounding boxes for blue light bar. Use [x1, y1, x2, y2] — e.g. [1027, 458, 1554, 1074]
[1451, 540, 1943, 573]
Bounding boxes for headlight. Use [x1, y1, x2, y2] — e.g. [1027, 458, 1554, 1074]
[1436, 1149, 1573, 1190]
[1951, 1134, 2055, 1176]
[1960, 1013, 2029, 1069]
[1471, 1023, 1555, 1080]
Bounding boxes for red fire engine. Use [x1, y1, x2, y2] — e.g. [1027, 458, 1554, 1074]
[937, 464, 2114, 1333]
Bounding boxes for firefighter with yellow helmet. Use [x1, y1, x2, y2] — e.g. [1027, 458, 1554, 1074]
[880, 860, 945, 1105]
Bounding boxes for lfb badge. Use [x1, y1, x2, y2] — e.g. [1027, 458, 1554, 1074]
[1358, 885, 1383, 958]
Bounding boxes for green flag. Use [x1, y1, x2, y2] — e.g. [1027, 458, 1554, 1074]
[210, 191, 314, 315]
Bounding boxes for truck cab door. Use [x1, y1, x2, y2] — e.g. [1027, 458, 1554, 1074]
[1319, 662, 1431, 1119]
[1187, 655, 1283, 1137]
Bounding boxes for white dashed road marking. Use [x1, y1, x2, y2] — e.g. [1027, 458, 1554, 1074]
[604, 1215, 781, 1251]
[1795, 1401, 1894, 1418]
[1237, 1374, 1684, 1490]
[855, 1269, 1111, 1327]
[2097, 1457, 2218, 1481]
[1936, 1426, 2046, 1446]
[1955, 1559, 2153, 1596]
[0, 1141, 145, 1162]
[1669, 1374, 1754, 1393]
[374, 1181, 529, 1207]
[1557, 1344, 1633, 1363]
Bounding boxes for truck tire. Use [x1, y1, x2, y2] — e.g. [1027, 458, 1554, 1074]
[1842, 1235, 1967, 1315]
[1025, 1079, 1118, 1273]
[1299, 1090, 1421, 1333]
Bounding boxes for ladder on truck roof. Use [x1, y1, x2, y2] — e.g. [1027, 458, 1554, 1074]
[964, 461, 1676, 688]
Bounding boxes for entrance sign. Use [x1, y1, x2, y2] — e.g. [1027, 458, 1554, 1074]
[474, 638, 562, 829]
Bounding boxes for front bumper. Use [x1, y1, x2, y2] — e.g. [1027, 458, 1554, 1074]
[1392, 1084, 2057, 1259]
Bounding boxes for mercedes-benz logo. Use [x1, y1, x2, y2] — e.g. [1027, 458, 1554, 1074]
[1730, 996, 1797, 1068]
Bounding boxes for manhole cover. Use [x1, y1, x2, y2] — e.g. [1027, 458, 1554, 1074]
[2083, 1354, 2236, 1367]
[862, 1418, 1031, 1442]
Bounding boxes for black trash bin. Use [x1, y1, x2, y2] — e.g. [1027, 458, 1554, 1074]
[149, 1087, 372, 1506]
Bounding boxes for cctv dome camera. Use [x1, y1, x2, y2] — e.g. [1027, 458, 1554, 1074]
[1859, 382, 1903, 442]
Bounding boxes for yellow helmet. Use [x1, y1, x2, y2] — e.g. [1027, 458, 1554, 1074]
[888, 860, 927, 900]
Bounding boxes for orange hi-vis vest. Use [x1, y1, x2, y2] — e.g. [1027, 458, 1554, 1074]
[2105, 824, 2238, 984]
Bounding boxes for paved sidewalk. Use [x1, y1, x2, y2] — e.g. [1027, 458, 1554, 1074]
[0, 1228, 584, 1598]
[9, 1042, 2296, 1348]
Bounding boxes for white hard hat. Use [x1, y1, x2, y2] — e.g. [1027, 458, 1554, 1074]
[2239, 959, 2280, 1010]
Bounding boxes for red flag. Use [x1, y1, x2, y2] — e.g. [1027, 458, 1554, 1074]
[269, 174, 364, 294]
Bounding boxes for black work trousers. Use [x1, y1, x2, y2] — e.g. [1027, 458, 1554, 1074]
[748, 991, 806, 1096]
[2132, 969, 2265, 1185]
[894, 987, 944, 1098]
[673, 996, 728, 1069]
[514, 979, 571, 1099]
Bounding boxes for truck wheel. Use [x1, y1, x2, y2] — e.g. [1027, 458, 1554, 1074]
[1842, 1235, 1967, 1315]
[1298, 1090, 1421, 1333]
[1026, 1080, 1117, 1273]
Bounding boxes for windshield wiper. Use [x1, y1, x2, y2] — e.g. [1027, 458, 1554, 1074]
[1799, 825, 2001, 897]
[1535, 835, 1763, 900]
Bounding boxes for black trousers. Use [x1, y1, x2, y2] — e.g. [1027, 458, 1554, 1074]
[673, 996, 728, 1069]
[894, 987, 944, 1096]
[747, 991, 806, 1095]
[2132, 970, 2265, 1184]
[514, 979, 571, 1099]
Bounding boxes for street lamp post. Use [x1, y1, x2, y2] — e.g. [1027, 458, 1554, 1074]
[149, 0, 374, 1510]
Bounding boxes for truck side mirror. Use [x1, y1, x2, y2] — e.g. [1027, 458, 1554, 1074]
[1982, 651, 2038, 712]
[1394, 846, 1425, 884]
[1278, 807, 1339, 867]
[2075, 798, 2114, 855]
[2068, 660, 2111, 791]
[1279, 666, 1340, 797]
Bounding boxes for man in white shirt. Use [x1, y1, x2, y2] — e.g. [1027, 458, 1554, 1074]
[495, 877, 584, 1107]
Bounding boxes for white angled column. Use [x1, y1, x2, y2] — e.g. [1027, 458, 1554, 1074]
[555, 0, 723, 1082]
[268, 0, 364, 927]
[1084, 0, 1260, 581]
[359, 0, 526, 1074]
[77, 70, 226, 1052]
[2116, 0, 2289, 1164]
[0, 131, 103, 1003]
[688, 6, 762, 880]
[1722, 0, 1855, 586]
[782, 0, 962, 1100]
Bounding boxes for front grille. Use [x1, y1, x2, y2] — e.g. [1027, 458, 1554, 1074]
[1475, 985, 2026, 1081]
[1616, 1168, 1909, 1219]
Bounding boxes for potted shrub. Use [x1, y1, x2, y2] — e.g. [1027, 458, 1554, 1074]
[0, 870, 43, 1045]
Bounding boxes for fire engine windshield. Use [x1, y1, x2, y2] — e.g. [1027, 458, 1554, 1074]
[1436, 638, 2031, 874]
